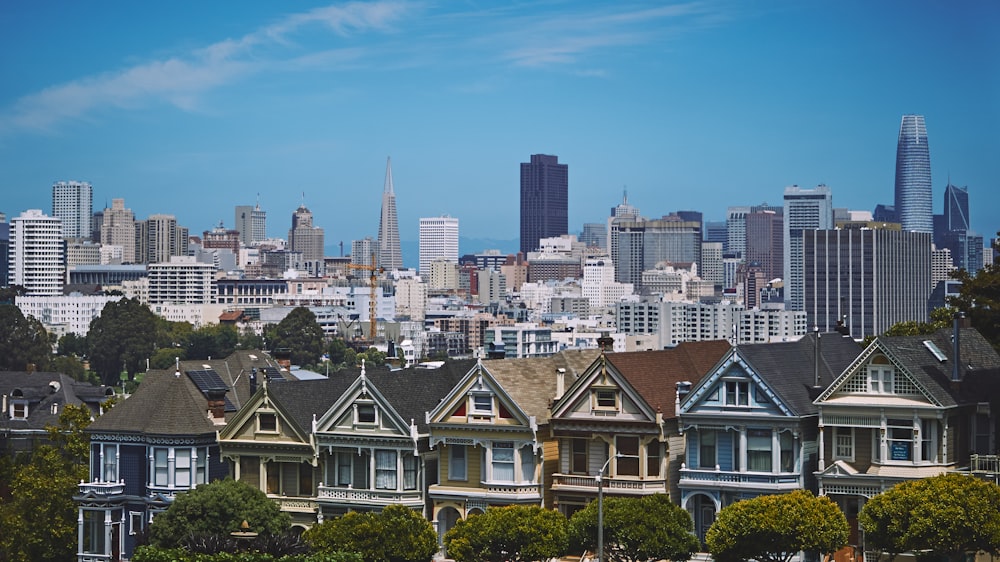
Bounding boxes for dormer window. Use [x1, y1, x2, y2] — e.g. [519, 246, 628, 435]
[11, 402, 27, 419]
[356, 403, 377, 424]
[257, 413, 278, 433]
[593, 389, 618, 411]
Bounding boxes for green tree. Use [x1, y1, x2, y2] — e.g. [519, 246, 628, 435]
[187, 324, 238, 360]
[150, 347, 187, 370]
[864, 306, 956, 347]
[0, 404, 92, 562]
[568, 494, 698, 562]
[328, 338, 349, 364]
[56, 332, 89, 357]
[950, 237, 1000, 349]
[147, 478, 291, 549]
[266, 307, 325, 367]
[238, 327, 265, 350]
[51, 355, 90, 382]
[859, 473, 1000, 562]
[0, 305, 52, 371]
[155, 318, 194, 350]
[88, 298, 159, 386]
[445, 505, 569, 562]
[706, 490, 848, 562]
[304, 504, 438, 562]
[356, 347, 387, 368]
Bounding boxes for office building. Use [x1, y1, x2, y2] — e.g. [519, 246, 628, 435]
[235, 203, 266, 246]
[726, 206, 750, 257]
[520, 154, 568, 255]
[580, 223, 607, 250]
[17, 294, 122, 336]
[147, 256, 215, 305]
[944, 183, 970, 232]
[704, 221, 727, 246]
[9, 210, 64, 295]
[804, 229, 931, 340]
[351, 237, 377, 267]
[0, 220, 9, 290]
[937, 183, 982, 275]
[52, 181, 92, 240]
[612, 215, 702, 288]
[419, 215, 459, 274]
[894, 114, 932, 233]
[288, 206, 325, 262]
[377, 157, 402, 271]
[582, 256, 633, 310]
[784, 184, 833, 311]
[100, 199, 138, 263]
[700, 242, 723, 287]
[137, 214, 188, 264]
[745, 210, 783, 282]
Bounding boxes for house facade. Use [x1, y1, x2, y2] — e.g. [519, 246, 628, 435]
[814, 325, 1000, 555]
[678, 333, 861, 541]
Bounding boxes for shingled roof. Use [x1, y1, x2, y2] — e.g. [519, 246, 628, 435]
[740, 332, 861, 415]
[88, 370, 220, 437]
[1, 372, 112, 431]
[483, 349, 601, 422]
[605, 341, 732, 417]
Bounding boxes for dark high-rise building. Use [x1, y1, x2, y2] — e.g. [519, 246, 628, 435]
[937, 183, 981, 275]
[745, 210, 783, 282]
[894, 114, 932, 233]
[520, 154, 568, 255]
[944, 183, 970, 232]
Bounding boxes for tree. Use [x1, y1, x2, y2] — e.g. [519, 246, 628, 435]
[0, 404, 92, 562]
[445, 505, 569, 562]
[0, 305, 52, 371]
[147, 478, 291, 549]
[706, 490, 848, 562]
[859, 473, 1000, 562]
[266, 307, 325, 367]
[950, 236, 1000, 349]
[328, 338, 349, 364]
[187, 324, 238, 360]
[88, 298, 159, 386]
[51, 355, 91, 382]
[56, 332, 89, 357]
[238, 326, 265, 350]
[304, 504, 438, 562]
[569, 494, 698, 562]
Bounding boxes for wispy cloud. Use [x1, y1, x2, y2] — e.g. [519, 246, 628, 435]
[1, 1, 413, 134]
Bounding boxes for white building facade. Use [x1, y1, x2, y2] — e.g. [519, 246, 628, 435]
[418, 216, 459, 275]
[10, 209, 64, 295]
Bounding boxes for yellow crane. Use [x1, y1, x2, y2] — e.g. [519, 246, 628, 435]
[346, 253, 383, 342]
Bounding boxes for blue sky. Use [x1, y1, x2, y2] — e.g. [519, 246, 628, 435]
[1, 1, 998, 255]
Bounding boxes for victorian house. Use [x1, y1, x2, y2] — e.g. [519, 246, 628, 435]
[548, 341, 731, 518]
[678, 332, 861, 542]
[814, 323, 1000, 556]
[426, 350, 599, 539]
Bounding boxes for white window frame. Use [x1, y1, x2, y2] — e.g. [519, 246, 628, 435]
[724, 380, 750, 406]
[449, 444, 467, 481]
[129, 511, 143, 536]
[593, 389, 618, 410]
[355, 402, 377, 425]
[153, 448, 169, 487]
[471, 394, 493, 414]
[175, 448, 192, 488]
[11, 402, 27, 419]
[102, 443, 118, 483]
[868, 365, 894, 394]
[490, 442, 515, 483]
[834, 427, 855, 461]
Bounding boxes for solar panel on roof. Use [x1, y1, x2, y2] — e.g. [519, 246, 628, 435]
[186, 369, 229, 392]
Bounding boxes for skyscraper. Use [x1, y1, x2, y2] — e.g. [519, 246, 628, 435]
[894, 114, 932, 233]
[235, 203, 267, 246]
[288, 206, 325, 263]
[9, 209, 64, 295]
[783, 184, 833, 311]
[612, 215, 702, 288]
[52, 181, 92, 239]
[377, 157, 402, 271]
[745, 210, 783, 282]
[137, 214, 188, 264]
[520, 154, 568, 255]
[944, 183, 970, 232]
[419, 215, 459, 274]
[100, 198, 138, 263]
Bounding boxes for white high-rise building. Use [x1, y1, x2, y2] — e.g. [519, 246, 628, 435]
[784, 184, 833, 311]
[419, 215, 459, 274]
[10, 210, 64, 295]
[147, 256, 215, 304]
[582, 256, 634, 311]
[700, 242, 724, 286]
[235, 203, 267, 246]
[52, 181, 92, 239]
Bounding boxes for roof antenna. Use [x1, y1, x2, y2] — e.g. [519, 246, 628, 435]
[175, 356, 181, 378]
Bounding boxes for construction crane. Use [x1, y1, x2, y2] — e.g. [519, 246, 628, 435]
[346, 253, 383, 343]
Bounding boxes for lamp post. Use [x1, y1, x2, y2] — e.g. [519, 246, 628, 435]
[597, 454, 620, 562]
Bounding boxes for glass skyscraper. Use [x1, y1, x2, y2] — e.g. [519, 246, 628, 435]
[894, 114, 932, 233]
[520, 154, 568, 255]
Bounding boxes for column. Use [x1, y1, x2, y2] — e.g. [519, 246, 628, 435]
[738, 427, 747, 473]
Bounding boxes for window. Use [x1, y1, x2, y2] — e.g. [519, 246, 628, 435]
[195, 449, 207, 485]
[725, 381, 749, 406]
[266, 462, 280, 494]
[175, 449, 192, 488]
[299, 462, 313, 495]
[616, 436, 639, 476]
[834, 427, 854, 460]
[571, 439, 588, 474]
[492, 442, 515, 482]
[699, 431, 716, 469]
[375, 450, 397, 490]
[747, 429, 772, 472]
[154, 448, 168, 487]
[472, 395, 493, 414]
[594, 390, 617, 409]
[520, 445, 534, 482]
[646, 442, 661, 478]
[352, 451, 370, 489]
[886, 419, 913, 461]
[103, 444, 117, 482]
[921, 419, 938, 462]
[258, 413, 278, 432]
[449, 445, 467, 481]
[403, 454, 417, 490]
[82, 510, 105, 555]
[337, 452, 352, 486]
[11, 402, 27, 419]
[129, 511, 143, 536]
[357, 404, 376, 424]
[779, 431, 794, 472]
[868, 366, 893, 394]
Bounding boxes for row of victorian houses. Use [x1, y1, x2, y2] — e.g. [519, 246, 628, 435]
[71, 319, 1000, 562]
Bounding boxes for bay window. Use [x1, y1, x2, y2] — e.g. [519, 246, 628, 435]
[103, 444, 117, 482]
[779, 431, 794, 472]
[646, 442, 661, 478]
[520, 445, 534, 482]
[699, 430, 716, 469]
[571, 438, 588, 474]
[747, 429, 772, 472]
[403, 454, 418, 490]
[616, 436, 639, 476]
[375, 450, 397, 490]
[492, 442, 515, 482]
[175, 449, 192, 487]
[153, 448, 169, 487]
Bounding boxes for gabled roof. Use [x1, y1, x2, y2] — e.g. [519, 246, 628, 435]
[1, 371, 112, 430]
[604, 340, 731, 417]
[480, 349, 600, 422]
[739, 332, 861, 415]
[818, 326, 1000, 407]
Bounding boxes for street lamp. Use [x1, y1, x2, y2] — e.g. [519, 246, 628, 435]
[597, 453, 620, 562]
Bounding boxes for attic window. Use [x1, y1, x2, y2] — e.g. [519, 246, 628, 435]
[258, 413, 278, 432]
[922, 340, 948, 362]
[593, 389, 618, 410]
[357, 404, 377, 424]
[11, 403, 27, 419]
[472, 395, 493, 414]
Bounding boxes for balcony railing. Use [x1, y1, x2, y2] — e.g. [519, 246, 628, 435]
[971, 454, 1000, 474]
[272, 496, 318, 513]
[679, 467, 801, 488]
[77, 481, 125, 496]
[482, 481, 542, 496]
[552, 474, 667, 494]
[77, 555, 112, 562]
[317, 486, 422, 506]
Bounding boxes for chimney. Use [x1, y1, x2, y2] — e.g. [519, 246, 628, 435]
[273, 349, 292, 371]
[206, 389, 226, 421]
[675, 381, 692, 413]
[556, 368, 566, 399]
[249, 368, 258, 395]
[952, 312, 964, 382]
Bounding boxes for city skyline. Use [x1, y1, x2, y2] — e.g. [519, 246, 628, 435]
[1, 1, 998, 245]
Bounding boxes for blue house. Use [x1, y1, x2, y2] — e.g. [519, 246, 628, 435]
[677, 332, 861, 541]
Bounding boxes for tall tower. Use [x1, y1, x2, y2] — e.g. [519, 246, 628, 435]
[288, 206, 325, 262]
[520, 154, 568, 255]
[419, 215, 459, 274]
[138, 214, 188, 264]
[101, 198, 138, 264]
[52, 181, 93, 239]
[9, 209, 64, 295]
[783, 184, 833, 311]
[235, 202, 266, 246]
[944, 183, 970, 232]
[894, 114, 932, 233]
[377, 157, 402, 271]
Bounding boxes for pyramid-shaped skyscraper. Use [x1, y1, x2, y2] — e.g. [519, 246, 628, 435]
[377, 157, 402, 270]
